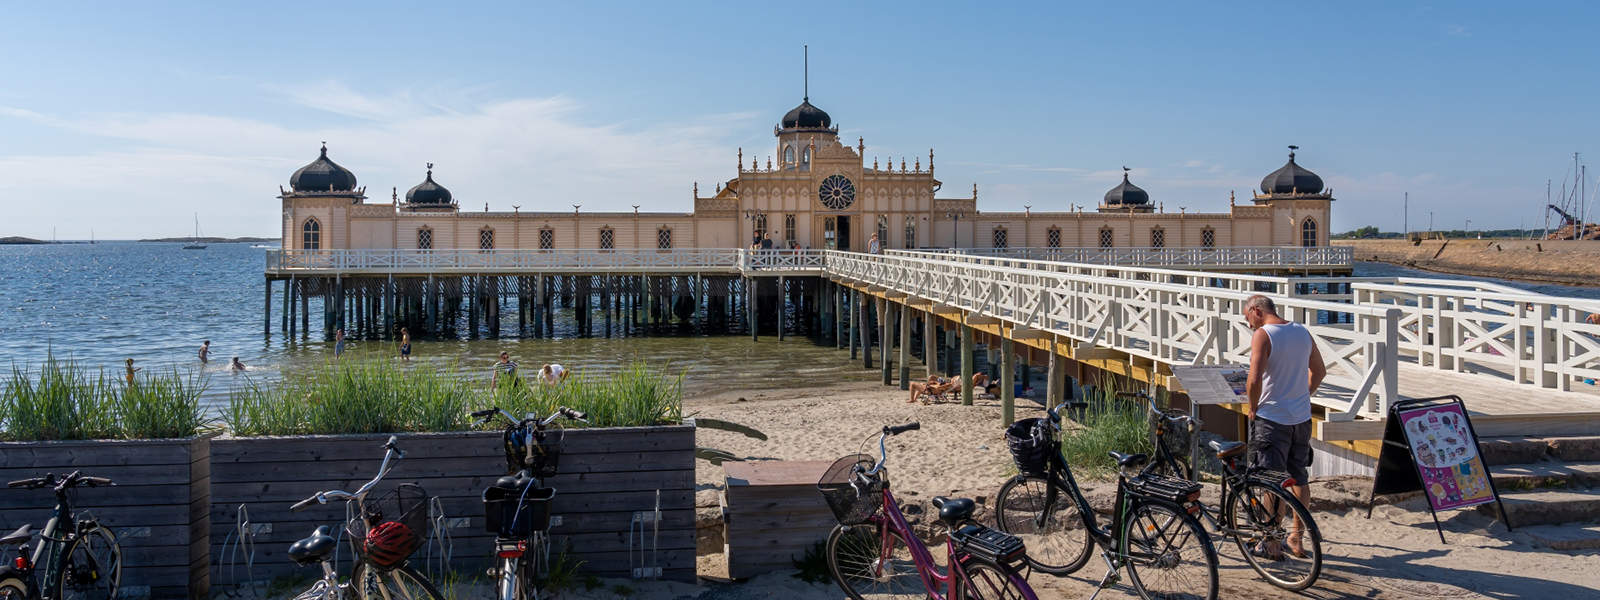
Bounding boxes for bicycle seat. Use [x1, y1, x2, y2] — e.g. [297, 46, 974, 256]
[931, 496, 976, 526]
[0, 524, 31, 546]
[492, 469, 535, 491]
[1108, 452, 1148, 469]
[1209, 440, 1246, 459]
[286, 525, 336, 566]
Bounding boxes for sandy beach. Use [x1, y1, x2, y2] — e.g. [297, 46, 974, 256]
[501, 379, 1600, 600]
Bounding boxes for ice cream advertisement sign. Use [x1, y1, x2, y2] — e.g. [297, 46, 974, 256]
[1397, 402, 1495, 511]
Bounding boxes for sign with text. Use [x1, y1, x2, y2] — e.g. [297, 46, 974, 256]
[1368, 395, 1510, 542]
[1169, 365, 1249, 405]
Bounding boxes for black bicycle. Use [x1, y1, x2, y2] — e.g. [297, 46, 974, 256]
[993, 401, 1218, 600]
[0, 471, 121, 600]
[470, 406, 586, 600]
[1136, 394, 1322, 591]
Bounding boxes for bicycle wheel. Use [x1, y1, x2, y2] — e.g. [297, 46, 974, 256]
[825, 523, 923, 599]
[1227, 481, 1322, 591]
[351, 562, 446, 600]
[1122, 502, 1217, 600]
[57, 524, 120, 600]
[993, 475, 1093, 575]
[957, 559, 1031, 600]
[0, 577, 27, 600]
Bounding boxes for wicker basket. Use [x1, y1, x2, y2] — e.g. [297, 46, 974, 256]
[347, 483, 430, 569]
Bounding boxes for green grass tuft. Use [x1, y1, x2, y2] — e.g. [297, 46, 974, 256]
[1, 353, 210, 441]
[1058, 384, 1153, 479]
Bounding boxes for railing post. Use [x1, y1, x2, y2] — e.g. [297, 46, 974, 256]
[1378, 308, 1401, 415]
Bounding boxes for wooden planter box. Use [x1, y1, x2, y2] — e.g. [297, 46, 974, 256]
[207, 425, 696, 590]
[0, 436, 211, 600]
[722, 460, 836, 579]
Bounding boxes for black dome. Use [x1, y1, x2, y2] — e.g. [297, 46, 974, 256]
[1260, 147, 1324, 195]
[289, 144, 358, 192]
[780, 98, 832, 129]
[1103, 170, 1149, 206]
[405, 165, 452, 205]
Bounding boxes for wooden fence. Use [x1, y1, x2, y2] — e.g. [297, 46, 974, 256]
[0, 437, 211, 599]
[207, 426, 696, 590]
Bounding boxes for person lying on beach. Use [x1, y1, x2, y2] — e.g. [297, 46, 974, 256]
[908, 375, 958, 404]
[538, 363, 569, 385]
[971, 372, 1002, 397]
[229, 357, 247, 372]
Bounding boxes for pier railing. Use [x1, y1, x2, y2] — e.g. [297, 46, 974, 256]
[827, 251, 1403, 420]
[940, 245, 1353, 269]
[266, 248, 827, 274]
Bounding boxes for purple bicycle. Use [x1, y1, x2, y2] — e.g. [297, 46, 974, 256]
[817, 422, 1038, 600]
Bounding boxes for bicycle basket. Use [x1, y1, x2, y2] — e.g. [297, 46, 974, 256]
[816, 454, 884, 525]
[1150, 408, 1193, 461]
[1127, 473, 1202, 506]
[483, 484, 555, 537]
[1005, 418, 1055, 477]
[952, 524, 1027, 568]
[348, 483, 430, 570]
[506, 427, 564, 478]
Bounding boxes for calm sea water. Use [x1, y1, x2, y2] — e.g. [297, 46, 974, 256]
[1, 243, 1593, 409]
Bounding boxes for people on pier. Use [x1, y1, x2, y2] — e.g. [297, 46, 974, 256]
[124, 358, 141, 385]
[1243, 294, 1325, 560]
[398, 328, 411, 362]
[760, 233, 774, 250]
[538, 363, 569, 385]
[868, 233, 881, 254]
[492, 352, 520, 387]
[229, 357, 247, 372]
[198, 340, 211, 364]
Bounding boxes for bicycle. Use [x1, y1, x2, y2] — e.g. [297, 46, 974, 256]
[470, 406, 587, 600]
[0, 471, 121, 600]
[1135, 393, 1323, 591]
[285, 436, 443, 600]
[993, 402, 1219, 600]
[817, 422, 1039, 600]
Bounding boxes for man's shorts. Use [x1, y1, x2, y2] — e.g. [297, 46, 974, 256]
[1250, 417, 1312, 484]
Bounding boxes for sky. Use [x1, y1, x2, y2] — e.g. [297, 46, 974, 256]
[3, 1, 1599, 239]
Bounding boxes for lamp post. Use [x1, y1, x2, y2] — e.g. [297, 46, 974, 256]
[944, 209, 966, 248]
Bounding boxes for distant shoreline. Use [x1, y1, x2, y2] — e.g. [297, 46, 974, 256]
[1338, 238, 1600, 288]
[0, 236, 49, 245]
[135, 236, 280, 243]
[2, 236, 281, 244]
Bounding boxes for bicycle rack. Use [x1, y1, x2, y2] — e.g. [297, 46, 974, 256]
[216, 504, 267, 597]
[629, 489, 662, 579]
[422, 496, 458, 581]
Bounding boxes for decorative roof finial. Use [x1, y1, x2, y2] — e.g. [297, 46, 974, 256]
[900, 157, 906, 172]
[914, 157, 920, 171]
[320, 141, 328, 156]
[766, 156, 772, 170]
[873, 157, 879, 170]
[858, 136, 864, 154]
[1288, 145, 1298, 160]
[1229, 190, 1236, 207]
[693, 182, 699, 197]
[803, 44, 809, 102]
[929, 148, 934, 171]
[1122, 165, 1131, 181]
[738, 147, 743, 168]
[391, 187, 397, 203]
[973, 183, 979, 199]
[425, 162, 433, 177]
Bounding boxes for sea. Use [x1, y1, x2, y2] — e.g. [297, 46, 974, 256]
[1, 241, 1595, 410]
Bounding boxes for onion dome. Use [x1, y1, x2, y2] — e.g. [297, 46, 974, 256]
[1103, 168, 1150, 206]
[289, 143, 358, 192]
[780, 98, 832, 129]
[1260, 145, 1324, 195]
[404, 163, 452, 204]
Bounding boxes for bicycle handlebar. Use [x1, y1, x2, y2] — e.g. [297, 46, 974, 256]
[883, 422, 920, 435]
[286, 443, 402, 511]
[6, 472, 115, 491]
[862, 422, 922, 476]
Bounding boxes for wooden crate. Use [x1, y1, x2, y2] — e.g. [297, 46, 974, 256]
[0, 436, 211, 599]
[207, 425, 696, 591]
[722, 460, 837, 579]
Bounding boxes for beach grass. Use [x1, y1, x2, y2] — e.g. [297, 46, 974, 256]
[120, 368, 208, 439]
[0, 354, 206, 441]
[1058, 384, 1153, 478]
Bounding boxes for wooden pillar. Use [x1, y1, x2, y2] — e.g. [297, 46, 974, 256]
[898, 303, 911, 390]
[747, 277, 758, 341]
[880, 298, 892, 385]
[834, 285, 845, 349]
[263, 277, 273, 336]
[923, 310, 936, 378]
[777, 276, 787, 341]
[300, 281, 309, 338]
[860, 292, 872, 369]
[848, 290, 859, 360]
[287, 278, 297, 338]
[961, 323, 975, 405]
[1001, 336, 1015, 424]
[1046, 340, 1061, 406]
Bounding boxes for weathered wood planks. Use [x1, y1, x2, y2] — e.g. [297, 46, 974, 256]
[721, 459, 837, 579]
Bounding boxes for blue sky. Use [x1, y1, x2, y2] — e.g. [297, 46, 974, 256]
[3, 1, 1598, 238]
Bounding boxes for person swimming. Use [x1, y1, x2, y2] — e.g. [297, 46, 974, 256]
[492, 352, 519, 387]
[124, 358, 141, 385]
[198, 340, 211, 363]
[398, 328, 411, 362]
[229, 357, 247, 372]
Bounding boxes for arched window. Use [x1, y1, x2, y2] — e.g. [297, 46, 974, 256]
[783, 146, 795, 165]
[992, 226, 1009, 249]
[478, 228, 495, 252]
[1149, 227, 1165, 248]
[599, 227, 614, 251]
[1301, 218, 1318, 247]
[754, 214, 768, 240]
[784, 214, 797, 244]
[538, 228, 554, 251]
[416, 227, 433, 251]
[1201, 227, 1216, 249]
[657, 227, 673, 250]
[1099, 227, 1114, 249]
[1046, 227, 1062, 248]
[903, 216, 917, 249]
[876, 215, 890, 248]
[802, 146, 812, 166]
[301, 218, 321, 250]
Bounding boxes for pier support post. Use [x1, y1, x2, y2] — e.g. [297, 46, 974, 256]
[1001, 336, 1015, 424]
[848, 291, 859, 360]
[861, 292, 872, 369]
[263, 278, 272, 337]
[899, 303, 911, 390]
[880, 298, 892, 385]
[288, 278, 297, 338]
[835, 285, 845, 349]
[300, 282, 308, 338]
[748, 277, 758, 341]
[280, 278, 289, 333]
[778, 276, 786, 341]
[960, 323, 975, 405]
[923, 310, 936, 378]
[1046, 339, 1061, 405]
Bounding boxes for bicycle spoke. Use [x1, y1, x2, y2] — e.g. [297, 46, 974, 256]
[994, 476, 1092, 574]
[827, 526, 923, 599]
[961, 562, 1028, 600]
[1123, 504, 1216, 600]
[1229, 483, 1321, 591]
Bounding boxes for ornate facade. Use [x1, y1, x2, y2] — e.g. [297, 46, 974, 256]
[279, 99, 1333, 253]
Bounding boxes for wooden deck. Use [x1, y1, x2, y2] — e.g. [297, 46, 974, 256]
[1319, 362, 1600, 444]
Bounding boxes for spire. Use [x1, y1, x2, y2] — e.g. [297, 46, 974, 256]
[320, 141, 327, 156]
[803, 44, 809, 102]
[1288, 145, 1298, 161]
[1123, 165, 1131, 181]
[425, 162, 434, 179]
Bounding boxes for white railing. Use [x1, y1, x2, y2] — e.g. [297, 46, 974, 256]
[267, 249, 826, 273]
[941, 245, 1354, 268]
[1353, 282, 1600, 390]
[827, 251, 1403, 420]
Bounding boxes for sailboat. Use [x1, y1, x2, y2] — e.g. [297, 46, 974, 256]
[183, 214, 207, 249]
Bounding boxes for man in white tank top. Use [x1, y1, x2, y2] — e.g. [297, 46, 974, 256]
[1244, 294, 1326, 558]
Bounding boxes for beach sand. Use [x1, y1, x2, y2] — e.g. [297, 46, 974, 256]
[432, 380, 1600, 599]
